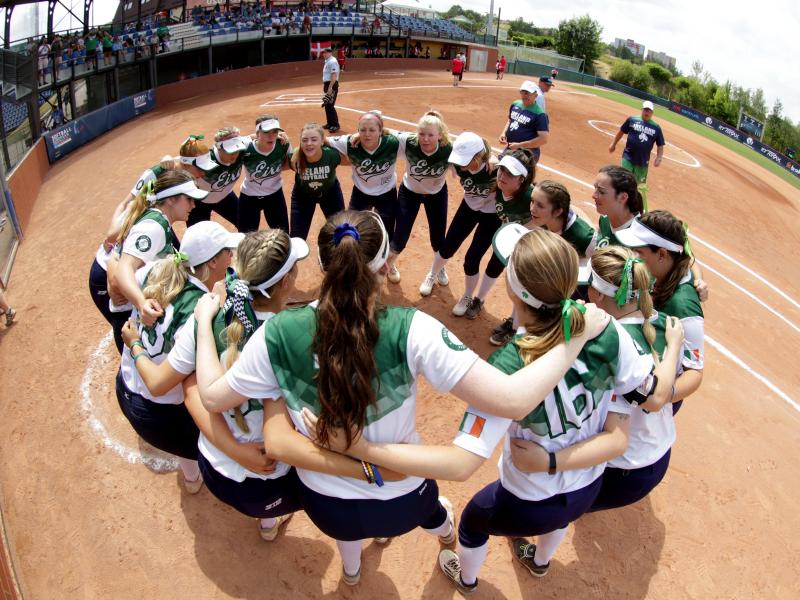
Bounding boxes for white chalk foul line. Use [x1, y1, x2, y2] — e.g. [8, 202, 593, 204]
[80, 331, 178, 472]
[587, 119, 701, 168]
[705, 335, 800, 413]
[336, 104, 798, 410]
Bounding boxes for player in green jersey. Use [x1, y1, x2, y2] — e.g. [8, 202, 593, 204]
[327, 110, 401, 241]
[288, 122, 344, 240]
[530, 180, 595, 257]
[238, 115, 292, 233]
[616, 210, 705, 415]
[386, 111, 453, 284]
[191, 126, 249, 227]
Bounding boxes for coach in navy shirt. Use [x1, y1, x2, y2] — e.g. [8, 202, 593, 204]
[499, 80, 549, 162]
[609, 100, 665, 185]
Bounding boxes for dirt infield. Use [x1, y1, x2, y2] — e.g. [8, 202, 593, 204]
[1, 69, 798, 599]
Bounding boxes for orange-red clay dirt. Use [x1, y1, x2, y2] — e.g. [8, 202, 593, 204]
[0, 69, 798, 599]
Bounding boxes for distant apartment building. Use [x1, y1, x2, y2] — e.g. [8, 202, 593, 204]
[613, 38, 645, 58]
[646, 49, 677, 70]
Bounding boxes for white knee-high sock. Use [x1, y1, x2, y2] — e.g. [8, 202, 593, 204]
[337, 539, 363, 576]
[457, 541, 488, 585]
[178, 458, 200, 483]
[475, 275, 498, 301]
[463, 273, 479, 297]
[259, 517, 277, 529]
[430, 252, 448, 275]
[535, 526, 569, 565]
[422, 506, 451, 538]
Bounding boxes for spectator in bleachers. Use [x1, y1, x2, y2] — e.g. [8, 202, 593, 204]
[372, 16, 382, 34]
[51, 35, 63, 75]
[102, 31, 113, 63]
[303, 14, 312, 33]
[37, 37, 50, 85]
[112, 35, 123, 63]
[361, 16, 369, 33]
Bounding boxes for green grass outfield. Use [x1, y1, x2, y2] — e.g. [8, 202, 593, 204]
[580, 86, 800, 190]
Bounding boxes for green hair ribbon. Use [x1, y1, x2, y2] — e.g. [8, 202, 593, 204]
[183, 134, 205, 144]
[173, 251, 189, 265]
[614, 257, 644, 307]
[142, 179, 157, 206]
[560, 298, 587, 342]
[682, 221, 693, 257]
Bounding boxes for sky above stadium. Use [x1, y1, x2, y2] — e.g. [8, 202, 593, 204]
[427, 0, 800, 123]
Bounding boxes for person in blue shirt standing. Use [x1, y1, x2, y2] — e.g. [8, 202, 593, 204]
[608, 100, 665, 211]
[499, 80, 549, 163]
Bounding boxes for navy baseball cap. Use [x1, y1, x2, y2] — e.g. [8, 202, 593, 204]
[539, 76, 555, 86]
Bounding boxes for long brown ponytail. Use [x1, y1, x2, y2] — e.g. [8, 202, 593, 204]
[639, 210, 692, 308]
[314, 210, 385, 449]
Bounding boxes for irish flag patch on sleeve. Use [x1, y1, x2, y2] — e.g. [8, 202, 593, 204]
[459, 412, 486, 437]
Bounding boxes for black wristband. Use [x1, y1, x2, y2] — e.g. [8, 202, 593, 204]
[548, 451, 557, 475]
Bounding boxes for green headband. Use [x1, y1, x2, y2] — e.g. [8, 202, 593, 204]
[613, 257, 644, 307]
[560, 299, 587, 342]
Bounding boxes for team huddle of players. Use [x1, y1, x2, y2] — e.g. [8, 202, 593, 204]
[88, 80, 704, 592]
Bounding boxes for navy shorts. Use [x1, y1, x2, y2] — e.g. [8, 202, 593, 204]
[198, 454, 302, 519]
[458, 477, 603, 548]
[297, 478, 447, 541]
[88, 258, 130, 354]
[348, 186, 397, 243]
[115, 370, 199, 460]
[589, 449, 671, 512]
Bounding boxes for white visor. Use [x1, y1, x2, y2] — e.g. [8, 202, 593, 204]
[367, 213, 390, 273]
[257, 119, 283, 132]
[506, 260, 559, 310]
[217, 135, 250, 154]
[154, 180, 209, 201]
[587, 264, 620, 296]
[250, 237, 310, 297]
[193, 151, 217, 171]
[178, 155, 197, 165]
[615, 218, 683, 253]
[448, 132, 485, 166]
[492, 222, 529, 266]
[498, 154, 528, 178]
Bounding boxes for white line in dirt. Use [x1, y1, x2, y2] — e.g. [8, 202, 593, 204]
[80, 332, 178, 472]
[705, 335, 800, 413]
[587, 119, 701, 168]
[336, 103, 799, 410]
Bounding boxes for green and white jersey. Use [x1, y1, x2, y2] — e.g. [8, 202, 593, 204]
[120, 267, 208, 405]
[615, 313, 677, 469]
[240, 139, 291, 197]
[495, 185, 533, 225]
[328, 134, 400, 196]
[453, 319, 651, 501]
[292, 146, 341, 197]
[397, 132, 453, 195]
[195, 148, 244, 204]
[129, 163, 166, 197]
[120, 208, 176, 264]
[560, 210, 595, 257]
[658, 272, 704, 371]
[455, 163, 497, 213]
[168, 310, 292, 482]
[225, 305, 479, 500]
[585, 214, 637, 256]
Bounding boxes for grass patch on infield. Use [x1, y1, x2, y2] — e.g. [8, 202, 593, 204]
[582, 86, 800, 190]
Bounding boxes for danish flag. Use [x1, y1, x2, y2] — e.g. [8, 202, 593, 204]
[311, 41, 332, 58]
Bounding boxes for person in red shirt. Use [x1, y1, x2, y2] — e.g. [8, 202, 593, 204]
[337, 45, 347, 71]
[451, 54, 464, 87]
[496, 55, 507, 80]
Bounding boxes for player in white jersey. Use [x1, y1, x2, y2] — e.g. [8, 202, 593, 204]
[326, 110, 401, 240]
[119, 221, 242, 493]
[107, 171, 207, 331]
[418, 132, 500, 313]
[616, 210, 705, 415]
[385, 111, 454, 284]
[510, 246, 686, 535]
[303, 227, 653, 594]
[193, 210, 611, 586]
[190, 126, 250, 227]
